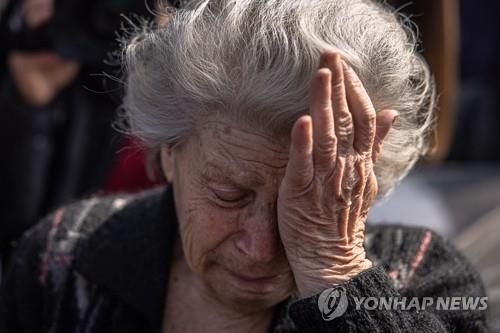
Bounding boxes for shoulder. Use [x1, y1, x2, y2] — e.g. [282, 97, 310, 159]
[364, 223, 438, 268]
[6, 187, 165, 288]
[1, 187, 168, 331]
[365, 223, 459, 266]
[365, 224, 486, 297]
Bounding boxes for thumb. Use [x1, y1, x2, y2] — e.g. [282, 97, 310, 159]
[283, 116, 314, 189]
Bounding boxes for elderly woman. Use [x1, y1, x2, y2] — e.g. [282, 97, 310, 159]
[0, 0, 489, 332]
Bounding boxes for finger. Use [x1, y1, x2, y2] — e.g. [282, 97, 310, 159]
[342, 61, 376, 155]
[321, 52, 356, 242]
[327, 54, 356, 200]
[310, 68, 337, 174]
[372, 109, 399, 163]
[321, 52, 353, 209]
[284, 116, 314, 189]
[324, 53, 353, 154]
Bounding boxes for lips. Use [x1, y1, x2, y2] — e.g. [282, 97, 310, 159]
[228, 270, 278, 282]
[223, 268, 279, 293]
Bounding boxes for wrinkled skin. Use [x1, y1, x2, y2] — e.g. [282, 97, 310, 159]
[161, 52, 397, 332]
[278, 53, 397, 297]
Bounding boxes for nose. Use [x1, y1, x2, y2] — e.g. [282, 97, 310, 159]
[234, 204, 282, 263]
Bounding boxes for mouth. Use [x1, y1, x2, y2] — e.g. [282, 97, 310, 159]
[223, 268, 279, 293]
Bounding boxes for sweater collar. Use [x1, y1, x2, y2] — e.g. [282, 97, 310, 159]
[74, 186, 178, 330]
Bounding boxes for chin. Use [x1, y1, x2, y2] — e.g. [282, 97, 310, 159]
[205, 264, 293, 313]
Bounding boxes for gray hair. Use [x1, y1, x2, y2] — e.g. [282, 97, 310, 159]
[121, 0, 436, 198]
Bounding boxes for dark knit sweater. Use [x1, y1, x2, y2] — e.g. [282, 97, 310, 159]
[0, 186, 490, 332]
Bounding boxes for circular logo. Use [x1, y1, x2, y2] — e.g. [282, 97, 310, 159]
[317, 286, 348, 321]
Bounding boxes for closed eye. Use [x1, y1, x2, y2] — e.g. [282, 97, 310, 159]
[213, 189, 247, 202]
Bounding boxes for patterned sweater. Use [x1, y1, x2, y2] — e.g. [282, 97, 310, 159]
[0, 186, 490, 332]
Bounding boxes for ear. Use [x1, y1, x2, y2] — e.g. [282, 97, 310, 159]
[160, 144, 175, 183]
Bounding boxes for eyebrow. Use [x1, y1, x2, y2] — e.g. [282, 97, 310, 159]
[200, 162, 265, 187]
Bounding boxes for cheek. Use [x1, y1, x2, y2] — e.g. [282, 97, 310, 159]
[179, 200, 240, 274]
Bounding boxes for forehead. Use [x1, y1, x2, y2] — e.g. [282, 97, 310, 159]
[189, 119, 291, 183]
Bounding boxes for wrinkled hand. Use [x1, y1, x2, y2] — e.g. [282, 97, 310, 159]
[277, 52, 398, 298]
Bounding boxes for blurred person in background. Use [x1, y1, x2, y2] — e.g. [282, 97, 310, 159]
[448, 0, 500, 161]
[0, 0, 156, 270]
[0, 0, 489, 332]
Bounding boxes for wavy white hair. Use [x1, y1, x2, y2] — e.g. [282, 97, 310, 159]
[121, 0, 436, 198]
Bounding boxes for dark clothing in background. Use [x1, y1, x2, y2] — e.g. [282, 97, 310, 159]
[385, 0, 500, 160]
[0, 187, 489, 332]
[448, 0, 500, 161]
[0, 76, 117, 253]
[1, 0, 155, 65]
[0, 0, 155, 263]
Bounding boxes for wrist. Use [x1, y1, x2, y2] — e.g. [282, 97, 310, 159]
[294, 258, 372, 298]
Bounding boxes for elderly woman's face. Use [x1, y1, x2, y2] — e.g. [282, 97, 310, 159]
[161, 119, 295, 311]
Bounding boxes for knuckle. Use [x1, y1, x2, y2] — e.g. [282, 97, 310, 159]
[336, 115, 354, 139]
[356, 117, 374, 134]
[337, 111, 353, 127]
[321, 132, 337, 146]
[318, 103, 331, 114]
[350, 78, 364, 91]
[316, 140, 336, 156]
[332, 79, 344, 91]
[364, 109, 376, 124]
[331, 87, 345, 102]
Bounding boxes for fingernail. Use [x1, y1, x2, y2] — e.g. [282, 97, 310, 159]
[392, 115, 399, 125]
